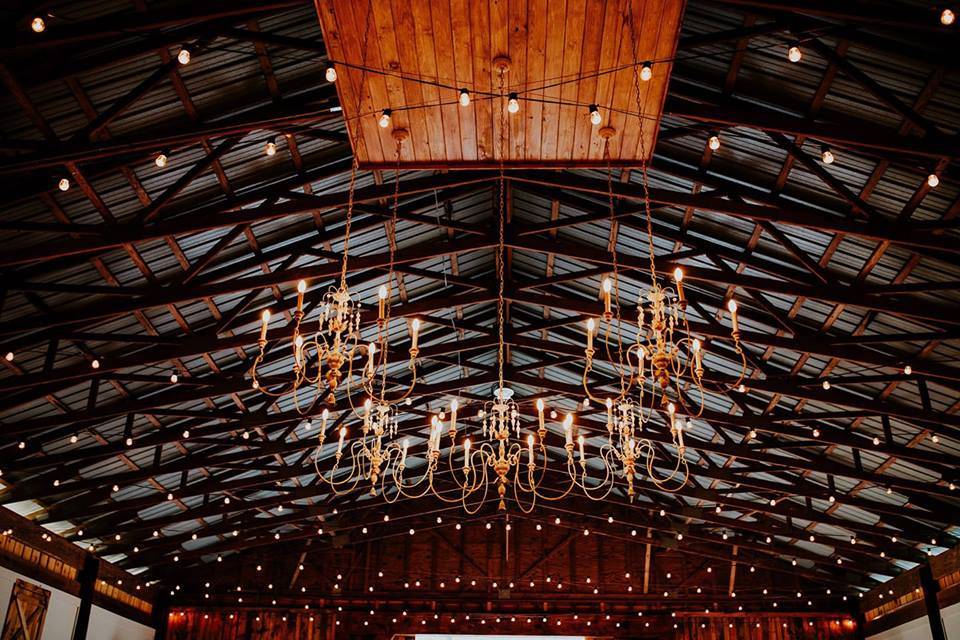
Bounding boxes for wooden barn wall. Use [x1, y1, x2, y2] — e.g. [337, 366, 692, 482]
[165, 608, 856, 639]
[165, 609, 334, 640]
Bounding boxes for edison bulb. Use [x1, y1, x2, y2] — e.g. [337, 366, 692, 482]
[58, 177, 70, 192]
[264, 139, 277, 156]
[31, 17, 46, 33]
[177, 48, 191, 65]
[708, 134, 720, 150]
[459, 88, 470, 107]
[155, 152, 168, 168]
[325, 66, 337, 82]
[507, 93, 520, 113]
[787, 45, 802, 63]
[927, 173, 940, 188]
[941, 8, 955, 25]
[639, 61, 652, 81]
[378, 109, 392, 128]
[589, 104, 601, 126]
[821, 147, 834, 164]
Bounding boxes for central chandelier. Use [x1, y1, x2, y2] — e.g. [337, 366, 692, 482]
[302, 48, 752, 512]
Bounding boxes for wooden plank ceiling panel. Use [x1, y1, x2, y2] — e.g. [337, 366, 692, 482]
[315, 0, 685, 168]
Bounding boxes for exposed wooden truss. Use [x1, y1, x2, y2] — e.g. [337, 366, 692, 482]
[0, 0, 957, 618]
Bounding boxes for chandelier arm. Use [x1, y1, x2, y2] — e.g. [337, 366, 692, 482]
[511, 469, 540, 514]
[314, 440, 365, 495]
[642, 441, 690, 493]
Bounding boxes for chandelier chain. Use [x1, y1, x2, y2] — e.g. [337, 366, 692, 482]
[338, 0, 376, 290]
[624, 0, 658, 280]
[603, 137, 628, 394]
[496, 65, 508, 393]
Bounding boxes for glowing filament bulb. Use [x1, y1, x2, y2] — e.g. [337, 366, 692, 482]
[264, 139, 277, 156]
[927, 173, 940, 188]
[155, 151, 168, 168]
[639, 61, 652, 81]
[585, 317, 596, 351]
[325, 66, 337, 82]
[507, 93, 520, 114]
[378, 109, 392, 128]
[708, 134, 721, 150]
[177, 48, 191, 65]
[459, 88, 470, 107]
[58, 178, 70, 192]
[821, 147, 835, 164]
[337, 426, 346, 453]
[463, 438, 471, 469]
[589, 104, 601, 126]
[787, 44, 802, 63]
[527, 434, 534, 464]
[31, 16, 46, 33]
[941, 8, 955, 25]
[563, 414, 573, 446]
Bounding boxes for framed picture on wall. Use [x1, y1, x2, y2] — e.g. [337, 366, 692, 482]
[1, 579, 50, 640]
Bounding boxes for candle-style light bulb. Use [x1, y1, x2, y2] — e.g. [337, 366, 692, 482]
[586, 318, 596, 351]
[296, 279, 306, 312]
[463, 438, 471, 469]
[337, 427, 346, 453]
[527, 434, 535, 465]
[260, 309, 271, 341]
[378, 284, 388, 320]
[602, 277, 612, 315]
[727, 299, 739, 333]
[366, 342, 377, 376]
[563, 414, 574, 446]
[410, 318, 421, 350]
[673, 267, 685, 303]
[450, 399, 459, 433]
[536, 398, 545, 428]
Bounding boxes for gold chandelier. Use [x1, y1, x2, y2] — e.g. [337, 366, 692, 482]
[305, 49, 751, 512]
[313, 131, 423, 497]
[249, 174, 363, 411]
[577, 6, 748, 496]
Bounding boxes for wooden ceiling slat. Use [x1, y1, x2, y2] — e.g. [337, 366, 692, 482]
[317, 0, 681, 167]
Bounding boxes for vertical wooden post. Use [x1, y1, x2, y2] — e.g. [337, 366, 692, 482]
[151, 590, 169, 640]
[919, 564, 947, 640]
[72, 554, 99, 640]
